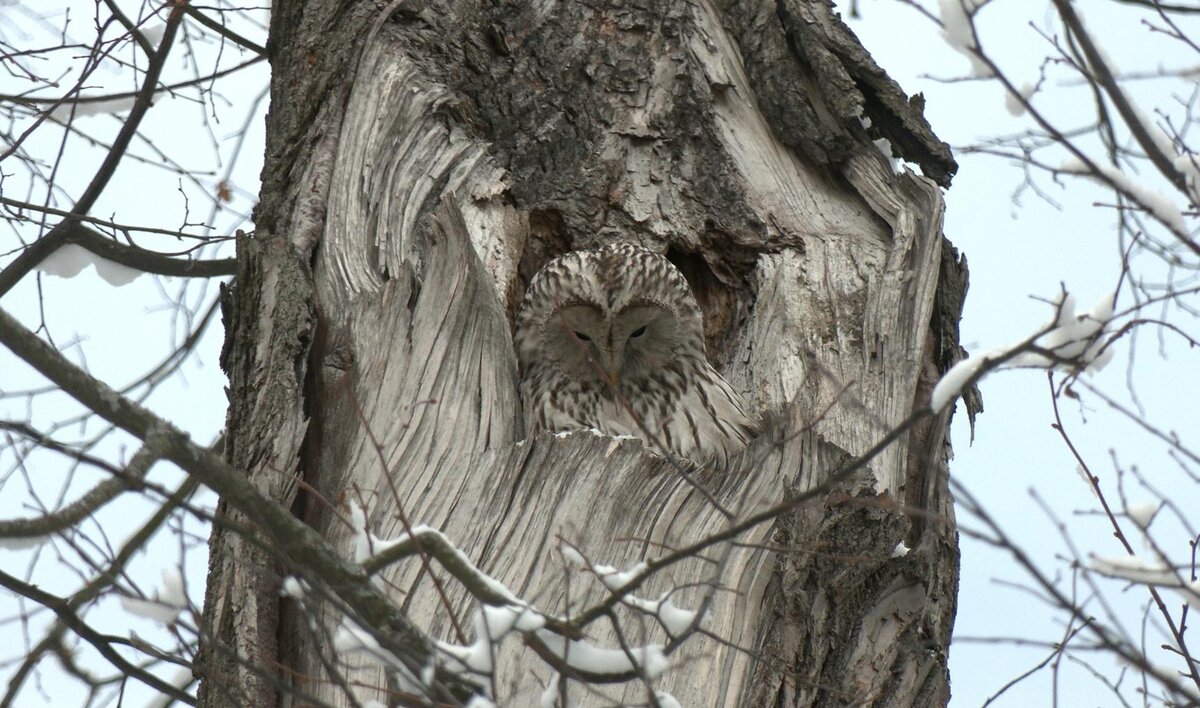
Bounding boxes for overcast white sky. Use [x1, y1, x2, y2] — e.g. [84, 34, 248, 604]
[2, 1, 1197, 705]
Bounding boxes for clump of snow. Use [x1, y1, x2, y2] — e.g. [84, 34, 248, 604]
[439, 605, 546, 678]
[535, 630, 669, 678]
[1061, 157, 1188, 235]
[49, 97, 138, 121]
[560, 544, 586, 567]
[36, 244, 144, 286]
[280, 576, 307, 599]
[352, 504, 525, 603]
[0, 534, 49, 550]
[1075, 465, 1098, 497]
[464, 697, 496, 708]
[873, 138, 900, 174]
[891, 541, 911, 558]
[1004, 81, 1035, 117]
[140, 23, 166, 46]
[597, 561, 648, 592]
[438, 610, 497, 675]
[1126, 502, 1159, 528]
[938, 0, 975, 49]
[931, 290, 1117, 411]
[334, 616, 406, 672]
[937, 0, 991, 77]
[655, 598, 697, 636]
[483, 603, 544, 635]
[930, 354, 988, 412]
[539, 674, 572, 708]
[121, 567, 188, 625]
[656, 692, 683, 708]
[1090, 554, 1200, 608]
[93, 257, 141, 286]
[1174, 154, 1200, 203]
[37, 244, 91, 278]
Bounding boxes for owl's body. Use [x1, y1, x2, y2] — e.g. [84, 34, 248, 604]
[515, 243, 759, 468]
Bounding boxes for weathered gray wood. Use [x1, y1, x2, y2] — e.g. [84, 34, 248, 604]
[210, 0, 964, 705]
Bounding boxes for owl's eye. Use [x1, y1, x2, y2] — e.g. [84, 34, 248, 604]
[629, 326, 647, 338]
[574, 331, 591, 342]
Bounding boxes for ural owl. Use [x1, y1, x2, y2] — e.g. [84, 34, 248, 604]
[514, 243, 759, 468]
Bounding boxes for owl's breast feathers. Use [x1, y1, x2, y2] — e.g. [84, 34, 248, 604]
[521, 353, 758, 469]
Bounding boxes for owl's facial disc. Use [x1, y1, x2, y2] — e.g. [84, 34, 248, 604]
[613, 303, 678, 384]
[547, 304, 613, 382]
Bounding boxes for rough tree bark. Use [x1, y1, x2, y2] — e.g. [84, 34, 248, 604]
[202, 0, 966, 705]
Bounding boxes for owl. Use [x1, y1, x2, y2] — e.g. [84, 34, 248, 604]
[514, 242, 759, 468]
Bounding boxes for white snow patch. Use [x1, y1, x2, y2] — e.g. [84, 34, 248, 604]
[333, 617, 406, 672]
[535, 629, 669, 678]
[1004, 81, 1035, 117]
[93, 257, 141, 285]
[464, 697, 496, 708]
[37, 244, 91, 278]
[873, 138, 900, 173]
[36, 244, 143, 286]
[352, 508, 524, 604]
[1090, 554, 1177, 587]
[438, 606, 543, 677]
[1126, 502, 1159, 528]
[936, 0, 991, 77]
[1173, 153, 1200, 201]
[656, 692, 683, 708]
[539, 674, 573, 708]
[0, 534, 49, 550]
[1061, 157, 1188, 235]
[1075, 465, 1098, 497]
[140, 23, 166, 46]
[655, 598, 697, 636]
[891, 541, 911, 558]
[279, 576, 307, 599]
[597, 562, 648, 592]
[483, 603, 545, 636]
[560, 545, 586, 567]
[930, 353, 990, 411]
[931, 290, 1116, 411]
[1130, 102, 1177, 163]
[50, 96, 137, 121]
[121, 567, 188, 625]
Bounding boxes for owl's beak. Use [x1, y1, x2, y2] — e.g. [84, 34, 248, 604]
[595, 346, 622, 386]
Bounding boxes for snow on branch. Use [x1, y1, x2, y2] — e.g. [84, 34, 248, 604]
[931, 289, 1115, 412]
[1060, 157, 1189, 237]
[1090, 555, 1200, 608]
[336, 501, 713, 697]
[120, 567, 189, 625]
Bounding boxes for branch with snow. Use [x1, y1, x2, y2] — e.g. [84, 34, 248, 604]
[339, 501, 713, 699]
[931, 289, 1116, 412]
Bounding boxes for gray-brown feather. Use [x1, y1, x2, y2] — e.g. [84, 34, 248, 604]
[514, 243, 759, 468]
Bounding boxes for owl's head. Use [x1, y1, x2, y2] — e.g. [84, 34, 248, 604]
[515, 243, 707, 388]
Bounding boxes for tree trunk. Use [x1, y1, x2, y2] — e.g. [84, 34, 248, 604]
[203, 0, 965, 706]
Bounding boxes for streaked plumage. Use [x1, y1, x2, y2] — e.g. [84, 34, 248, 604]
[514, 243, 759, 467]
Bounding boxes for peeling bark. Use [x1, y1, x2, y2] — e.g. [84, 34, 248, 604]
[205, 0, 965, 705]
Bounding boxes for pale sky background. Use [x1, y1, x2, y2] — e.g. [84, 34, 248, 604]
[1, 1, 1197, 705]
